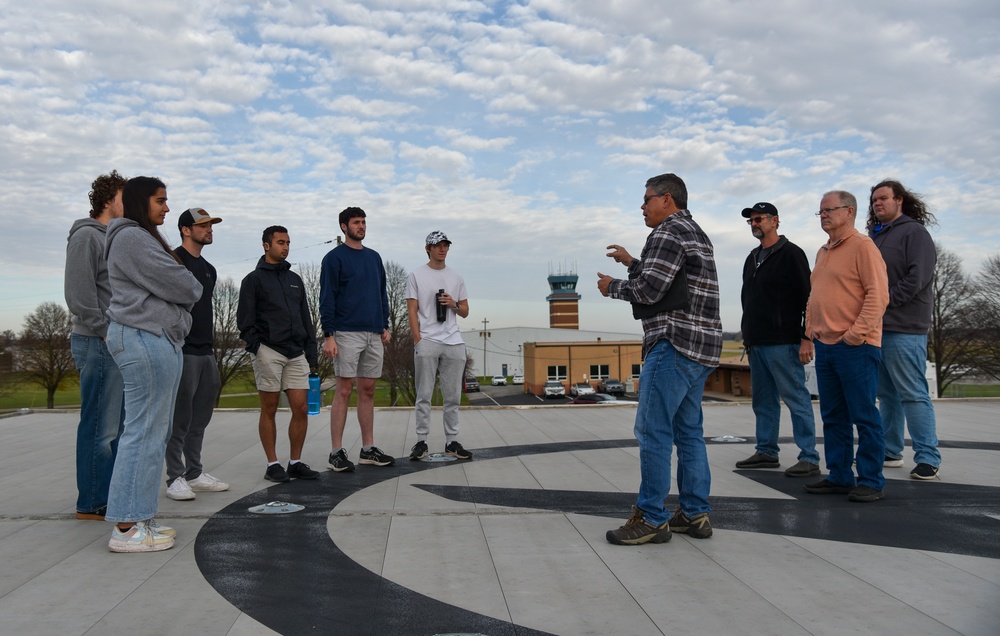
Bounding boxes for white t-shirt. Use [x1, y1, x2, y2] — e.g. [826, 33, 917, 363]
[405, 264, 468, 345]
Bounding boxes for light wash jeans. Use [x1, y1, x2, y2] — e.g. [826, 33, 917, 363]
[71, 333, 125, 514]
[413, 339, 466, 445]
[814, 341, 885, 491]
[748, 344, 820, 464]
[878, 332, 941, 466]
[634, 339, 714, 526]
[105, 322, 183, 523]
[166, 353, 221, 484]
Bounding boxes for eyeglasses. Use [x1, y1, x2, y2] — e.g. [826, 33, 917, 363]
[643, 193, 668, 205]
[815, 205, 849, 216]
[746, 215, 771, 225]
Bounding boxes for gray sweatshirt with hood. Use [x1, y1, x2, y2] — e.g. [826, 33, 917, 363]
[65, 218, 113, 338]
[105, 218, 202, 350]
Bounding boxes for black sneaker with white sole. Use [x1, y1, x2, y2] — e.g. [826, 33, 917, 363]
[359, 446, 395, 466]
[409, 440, 429, 461]
[445, 441, 473, 460]
[910, 463, 940, 480]
[328, 449, 355, 473]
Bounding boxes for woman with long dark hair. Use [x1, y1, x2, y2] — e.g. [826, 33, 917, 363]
[104, 176, 202, 552]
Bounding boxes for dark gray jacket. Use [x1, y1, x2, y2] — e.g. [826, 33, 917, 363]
[870, 214, 936, 333]
[65, 218, 112, 338]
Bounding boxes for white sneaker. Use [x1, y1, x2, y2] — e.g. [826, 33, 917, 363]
[108, 521, 174, 553]
[166, 477, 196, 501]
[146, 518, 176, 538]
[187, 472, 230, 492]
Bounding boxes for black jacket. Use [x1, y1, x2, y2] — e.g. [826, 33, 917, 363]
[237, 256, 318, 367]
[741, 236, 811, 346]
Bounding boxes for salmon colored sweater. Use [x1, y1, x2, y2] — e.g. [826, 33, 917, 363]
[805, 228, 889, 347]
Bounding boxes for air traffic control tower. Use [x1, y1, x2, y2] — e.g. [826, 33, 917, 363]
[546, 265, 580, 329]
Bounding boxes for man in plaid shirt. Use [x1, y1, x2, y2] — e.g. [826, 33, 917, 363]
[599, 172, 722, 545]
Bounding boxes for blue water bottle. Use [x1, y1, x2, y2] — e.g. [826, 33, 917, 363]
[308, 372, 321, 415]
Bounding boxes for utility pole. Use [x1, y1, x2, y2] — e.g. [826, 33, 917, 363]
[480, 318, 490, 377]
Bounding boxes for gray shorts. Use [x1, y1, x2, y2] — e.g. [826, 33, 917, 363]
[251, 343, 310, 392]
[334, 331, 384, 379]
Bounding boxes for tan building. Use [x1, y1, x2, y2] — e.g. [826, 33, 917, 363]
[523, 340, 643, 396]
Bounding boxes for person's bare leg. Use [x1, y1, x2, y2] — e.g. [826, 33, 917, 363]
[329, 377, 355, 449]
[258, 391, 280, 462]
[356, 377, 376, 447]
[286, 388, 309, 460]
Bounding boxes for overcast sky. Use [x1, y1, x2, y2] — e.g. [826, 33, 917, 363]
[3, 0, 997, 337]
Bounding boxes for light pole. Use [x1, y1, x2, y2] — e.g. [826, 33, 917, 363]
[479, 318, 490, 377]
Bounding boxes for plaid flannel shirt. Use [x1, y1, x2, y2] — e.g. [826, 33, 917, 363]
[608, 210, 722, 367]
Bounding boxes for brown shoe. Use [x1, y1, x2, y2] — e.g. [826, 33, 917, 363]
[76, 506, 106, 521]
[606, 507, 672, 546]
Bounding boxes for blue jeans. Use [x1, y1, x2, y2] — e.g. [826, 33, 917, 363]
[634, 339, 714, 526]
[748, 344, 820, 464]
[71, 334, 125, 514]
[878, 332, 941, 467]
[814, 341, 884, 490]
[105, 323, 183, 523]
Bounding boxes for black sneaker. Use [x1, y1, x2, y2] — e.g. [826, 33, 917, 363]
[803, 478, 852, 494]
[409, 440, 429, 461]
[265, 463, 290, 482]
[445, 441, 473, 460]
[848, 485, 884, 502]
[606, 507, 672, 546]
[910, 463, 940, 480]
[784, 461, 820, 478]
[327, 449, 355, 473]
[735, 452, 780, 469]
[668, 510, 713, 539]
[287, 461, 318, 480]
[359, 446, 395, 466]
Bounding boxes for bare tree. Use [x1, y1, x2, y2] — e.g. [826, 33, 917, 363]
[212, 277, 250, 402]
[296, 262, 334, 382]
[19, 302, 75, 409]
[971, 254, 1000, 381]
[383, 260, 415, 405]
[929, 246, 979, 394]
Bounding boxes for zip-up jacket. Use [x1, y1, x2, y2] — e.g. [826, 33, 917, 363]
[237, 255, 318, 367]
[740, 236, 811, 346]
[869, 214, 936, 334]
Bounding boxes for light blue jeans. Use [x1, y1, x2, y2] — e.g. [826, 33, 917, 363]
[105, 323, 183, 523]
[71, 334, 125, 514]
[413, 339, 466, 445]
[748, 344, 820, 464]
[878, 332, 941, 467]
[634, 339, 714, 526]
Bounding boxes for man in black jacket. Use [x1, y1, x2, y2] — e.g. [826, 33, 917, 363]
[737, 202, 821, 477]
[238, 226, 320, 483]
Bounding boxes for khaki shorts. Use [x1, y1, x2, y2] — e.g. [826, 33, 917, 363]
[251, 343, 310, 392]
[334, 331, 384, 379]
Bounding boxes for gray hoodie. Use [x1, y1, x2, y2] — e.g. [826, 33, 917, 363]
[65, 218, 113, 338]
[105, 218, 203, 350]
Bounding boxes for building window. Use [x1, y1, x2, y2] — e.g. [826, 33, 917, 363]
[631, 363, 642, 377]
[589, 364, 610, 380]
[547, 365, 567, 380]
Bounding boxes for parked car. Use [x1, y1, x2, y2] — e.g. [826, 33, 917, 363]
[600, 378, 626, 396]
[570, 382, 595, 396]
[543, 380, 566, 398]
[570, 393, 619, 405]
[491, 375, 507, 386]
[512, 373, 524, 385]
[463, 377, 480, 392]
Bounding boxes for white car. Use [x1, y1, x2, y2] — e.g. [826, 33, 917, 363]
[543, 380, 566, 398]
[570, 382, 595, 396]
[512, 373, 524, 385]
[491, 375, 507, 386]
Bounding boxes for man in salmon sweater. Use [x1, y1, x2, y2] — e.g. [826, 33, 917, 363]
[803, 190, 889, 502]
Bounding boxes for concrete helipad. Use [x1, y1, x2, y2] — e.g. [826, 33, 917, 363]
[1, 400, 998, 635]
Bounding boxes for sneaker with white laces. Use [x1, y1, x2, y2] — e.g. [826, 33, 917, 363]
[187, 473, 230, 492]
[108, 521, 174, 553]
[166, 477, 196, 501]
[146, 518, 176, 538]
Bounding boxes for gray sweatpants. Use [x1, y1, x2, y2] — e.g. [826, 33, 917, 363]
[413, 339, 466, 445]
[166, 353, 221, 484]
